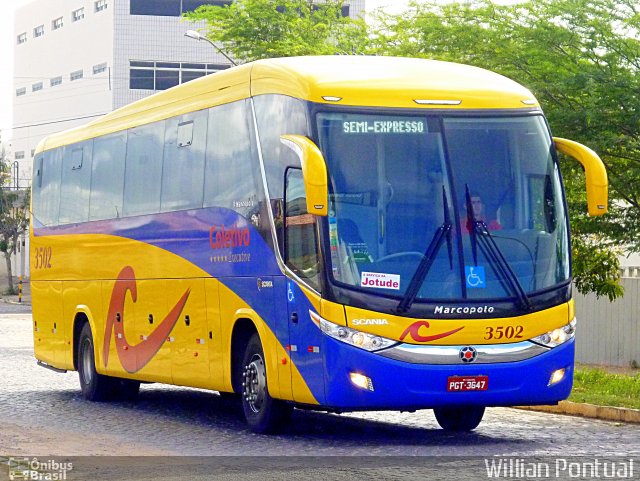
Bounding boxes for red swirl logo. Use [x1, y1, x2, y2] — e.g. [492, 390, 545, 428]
[399, 320, 464, 343]
[102, 266, 190, 373]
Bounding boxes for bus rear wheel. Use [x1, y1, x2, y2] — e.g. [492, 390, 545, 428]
[240, 333, 292, 433]
[78, 323, 116, 401]
[433, 406, 485, 431]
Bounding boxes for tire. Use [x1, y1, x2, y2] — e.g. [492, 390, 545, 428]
[433, 406, 485, 431]
[77, 323, 117, 401]
[240, 333, 292, 433]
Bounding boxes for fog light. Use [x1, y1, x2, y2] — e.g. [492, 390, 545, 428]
[350, 372, 374, 391]
[548, 368, 566, 386]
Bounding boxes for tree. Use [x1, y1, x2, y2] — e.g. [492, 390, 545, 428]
[184, 0, 371, 62]
[0, 142, 30, 294]
[373, 0, 639, 299]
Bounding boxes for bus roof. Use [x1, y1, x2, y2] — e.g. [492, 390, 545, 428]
[37, 56, 539, 152]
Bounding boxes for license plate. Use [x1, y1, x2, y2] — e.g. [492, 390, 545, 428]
[447, 375, 488, 392]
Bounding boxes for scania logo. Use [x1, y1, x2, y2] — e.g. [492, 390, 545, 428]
[459, 346, 478, 363]
[351, 318, 388, 326]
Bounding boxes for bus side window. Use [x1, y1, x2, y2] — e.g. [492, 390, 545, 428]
[285, 168, 321, 291]
[123, 121, 165, 216]
[34, 148, 63, 227]
[161, 110, 207, 211]
[59, 141, 92, 224]
[90, 132, 126, 221]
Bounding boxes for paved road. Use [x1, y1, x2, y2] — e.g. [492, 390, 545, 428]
[1, 310, 638, 479]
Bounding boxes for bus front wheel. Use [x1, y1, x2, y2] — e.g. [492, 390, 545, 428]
[433, 406, 485, 431]
[240, 333, 292, 433]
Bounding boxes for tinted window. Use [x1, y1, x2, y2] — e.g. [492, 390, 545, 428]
[161, 110, 207, 211]
[59, 141, 93, 224]
[204, 100, 261, 212]
[254, 95, 309, 253]
[124, 122, 165, 216]
[130, 0, 180, 16]
[182, 0, 230, 13]
[33, 150, 62, 226]
[156, 70, 179, 90]
[130, 68, 154, 90]
[90, 131, 126, 220]
[285, 168, 321, 291]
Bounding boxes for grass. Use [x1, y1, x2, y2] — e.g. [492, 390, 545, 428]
[569, 366, 640, 409]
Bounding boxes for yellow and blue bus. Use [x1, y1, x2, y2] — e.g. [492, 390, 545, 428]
[31, 56, 607, 433]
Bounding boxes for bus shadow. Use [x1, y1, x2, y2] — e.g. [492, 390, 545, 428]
[14, 386, 534, 451]
[91, 386, 529, 448]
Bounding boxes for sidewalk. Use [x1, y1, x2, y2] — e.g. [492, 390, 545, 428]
[0, 276, 31, 305]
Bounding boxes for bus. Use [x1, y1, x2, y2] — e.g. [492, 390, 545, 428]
[31, 55, 608, 433]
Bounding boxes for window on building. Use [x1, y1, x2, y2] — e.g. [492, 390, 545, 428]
[34, 25, 45, 38]
[130, 67, 154, 90]
[130, 0, 230, 16]
[52, 17, 64, 30]
[32, 82, 43, 92]
[17, 33, 27, 44]
[50, 76, 62, 87]
[72, 8, 85, 21]
[155, 70, 180, 90]
[93, 63, 107, 75]
[129, 60, 229, 90]
[15, 151, 25, 160]
[95, 0, 108, 12]
[70, 70, 83, 81]
[181, 0, 230, 14]
[16, 88, 26, 97]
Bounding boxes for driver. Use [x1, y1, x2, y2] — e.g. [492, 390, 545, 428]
[461, 194, 502, 232]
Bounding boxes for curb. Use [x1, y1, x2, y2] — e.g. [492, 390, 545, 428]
[514, 401, 640, 424]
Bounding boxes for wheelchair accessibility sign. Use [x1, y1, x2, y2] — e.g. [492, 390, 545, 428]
[465, 266, 486, 288]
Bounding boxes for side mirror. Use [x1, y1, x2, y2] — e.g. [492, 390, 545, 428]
[553, 137, 608, 216]
[280, 135, 328, 216]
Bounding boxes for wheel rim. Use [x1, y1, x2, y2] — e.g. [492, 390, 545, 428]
[81, 338, 94, 385]
[242, 354, 266, 414]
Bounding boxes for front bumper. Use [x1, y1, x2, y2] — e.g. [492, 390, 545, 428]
[322, 336, 574, 410]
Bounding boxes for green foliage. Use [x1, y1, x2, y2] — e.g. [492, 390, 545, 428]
[375, 0, 640, 299]
[186, 0, 638, 298]
[0, 144, 30, 292]
[570, 366, 640, 409]
[184, 0, 371, 62]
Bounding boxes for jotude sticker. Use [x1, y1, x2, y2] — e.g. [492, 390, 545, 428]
[361, 272, 400, 290]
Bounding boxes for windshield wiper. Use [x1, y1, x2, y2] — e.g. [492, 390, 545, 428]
[397, 187, 453, 314]
[464, 185, 532, 311]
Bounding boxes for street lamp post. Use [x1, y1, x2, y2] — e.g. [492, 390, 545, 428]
[184, 30, 237, 66]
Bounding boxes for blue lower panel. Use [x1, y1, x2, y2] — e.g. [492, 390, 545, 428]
[322, 337, 574, 410]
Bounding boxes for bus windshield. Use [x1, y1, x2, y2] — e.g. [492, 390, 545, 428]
[316, 111, 569, 304]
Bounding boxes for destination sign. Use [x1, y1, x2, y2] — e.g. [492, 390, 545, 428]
[343, 120, 425, 134]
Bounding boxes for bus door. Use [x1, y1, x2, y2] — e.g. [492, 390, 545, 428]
[283, 168, 325, 404]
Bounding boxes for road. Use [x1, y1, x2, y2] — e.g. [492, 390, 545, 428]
[0, 307, 638, 480]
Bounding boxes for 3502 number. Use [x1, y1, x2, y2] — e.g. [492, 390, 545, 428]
[33, 246, 52, 269]
[484, 325, 524, 340]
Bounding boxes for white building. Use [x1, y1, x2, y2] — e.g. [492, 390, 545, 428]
[11, 0, 366, 189]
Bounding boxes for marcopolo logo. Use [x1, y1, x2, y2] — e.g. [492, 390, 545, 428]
[434, 305, 495, 315]
[209, 223, 250, 250]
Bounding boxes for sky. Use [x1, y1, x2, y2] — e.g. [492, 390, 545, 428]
[0, 0, 409, 142]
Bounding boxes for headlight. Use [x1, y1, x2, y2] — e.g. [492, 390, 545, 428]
[309, 311, 398, 352]
[532, 318, 576, 347]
